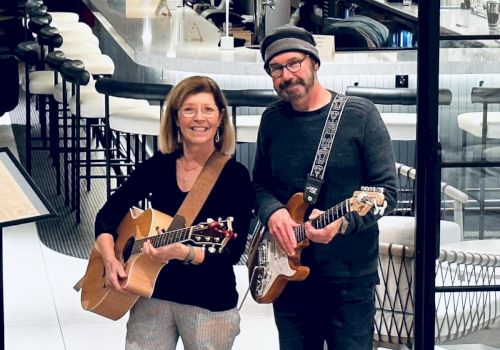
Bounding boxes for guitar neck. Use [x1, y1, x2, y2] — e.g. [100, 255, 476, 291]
[294, 199, 350, 243]
[131, 227, 192, 255]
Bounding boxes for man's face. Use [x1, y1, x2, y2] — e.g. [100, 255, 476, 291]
[268, 51, 317, 103]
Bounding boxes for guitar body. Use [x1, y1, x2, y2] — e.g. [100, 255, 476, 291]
[81, 207, 173, 320]
[247, 193, 310, 304]
[248, 187, 387, 304]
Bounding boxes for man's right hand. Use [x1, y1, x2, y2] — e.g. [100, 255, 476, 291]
[267, 208, 299, 256]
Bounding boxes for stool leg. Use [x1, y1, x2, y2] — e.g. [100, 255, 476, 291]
[478, 104, 489, 239]
[460, 130, 467, 193]
[25, 65, 32, 174]
[85, 120, 92, 191]
[478, 166, 486, 239]
[71, 112, 77, 212]
[105, 118, 111, 199]
[74, 112, 81, 224]
[63, 99, 70, 207]
[39, 95, 48, 148]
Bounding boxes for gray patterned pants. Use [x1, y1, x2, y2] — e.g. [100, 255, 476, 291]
[125, 297, 240, 350]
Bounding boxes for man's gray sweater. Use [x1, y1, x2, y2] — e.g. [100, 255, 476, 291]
[252, 94, 397, 283]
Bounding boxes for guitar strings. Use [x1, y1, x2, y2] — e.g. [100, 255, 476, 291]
[131, 227, 191, 255]
[293, 200, 350, 242]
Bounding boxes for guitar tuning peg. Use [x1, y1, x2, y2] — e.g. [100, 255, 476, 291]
[208, 246, 216, 253]
[228, 216, 234, 222]
[207, 218, 214, 224]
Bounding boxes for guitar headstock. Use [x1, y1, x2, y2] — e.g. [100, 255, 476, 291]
[189, 217, 235, 253]
[350, 187, 387, 216]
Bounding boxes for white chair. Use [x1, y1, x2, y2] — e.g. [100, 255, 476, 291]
[374, 162, 500, 348]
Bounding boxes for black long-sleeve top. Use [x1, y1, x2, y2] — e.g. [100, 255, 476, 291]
[252, 94, 397, 285]
[95, 151, 253, 311]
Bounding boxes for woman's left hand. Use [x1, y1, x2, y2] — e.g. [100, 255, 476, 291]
[304, 209, 342, 244]
[141, 241, 189, 263]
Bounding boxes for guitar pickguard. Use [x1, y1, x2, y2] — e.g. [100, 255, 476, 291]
[250, 232, 296, 302]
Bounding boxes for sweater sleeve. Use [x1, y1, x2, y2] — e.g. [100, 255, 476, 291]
[344, 101, 397, 235]
[252, 111, 287, 226]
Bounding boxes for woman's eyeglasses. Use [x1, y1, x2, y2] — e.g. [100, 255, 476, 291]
[267, 55, 309, 78]
[179, 105, 219, 118]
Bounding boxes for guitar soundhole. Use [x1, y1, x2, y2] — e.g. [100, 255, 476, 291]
[123, 238, 135, 263]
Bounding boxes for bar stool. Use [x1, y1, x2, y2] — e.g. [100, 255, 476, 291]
[46, 49, 114, 197]
[456, 86, 500, 238]
[32, 24, 100, 180]
[24, 0, 79, 27]
[95, 77, 171, 198]
[14, 32, 61, 172]
[60, 61, 151, 222]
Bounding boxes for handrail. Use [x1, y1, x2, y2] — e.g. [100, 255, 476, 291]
[471, 87, 500, 104]
[95, 77, 173, 101]
[222, 89, 280, 107]
[345, 86, 452, 106]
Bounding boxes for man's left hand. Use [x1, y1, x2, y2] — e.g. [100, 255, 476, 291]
[304, 209, 342, 244]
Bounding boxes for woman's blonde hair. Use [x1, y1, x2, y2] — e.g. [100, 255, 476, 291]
[158, 76, 235, 156]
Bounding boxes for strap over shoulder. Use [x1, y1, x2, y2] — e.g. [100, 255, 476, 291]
[169, 152, 231, 230]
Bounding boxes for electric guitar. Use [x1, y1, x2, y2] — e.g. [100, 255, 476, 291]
[80, 207, 234, 320]
[247, 187, 386, 304]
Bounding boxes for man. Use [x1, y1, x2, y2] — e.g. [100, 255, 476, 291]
[252, 25, 397, 349]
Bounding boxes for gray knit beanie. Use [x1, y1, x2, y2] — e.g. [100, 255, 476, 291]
[260, 25, 320, 71]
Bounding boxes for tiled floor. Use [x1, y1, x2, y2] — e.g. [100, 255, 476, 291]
[3, 221, 279, 350]
[2, 111, 499, 350]
[1, 111, 278, 350]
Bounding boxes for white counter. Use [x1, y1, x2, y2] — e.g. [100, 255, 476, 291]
[83, 0, 500, 86]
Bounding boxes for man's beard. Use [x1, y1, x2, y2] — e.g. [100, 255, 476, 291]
[276, 73, 315, 103]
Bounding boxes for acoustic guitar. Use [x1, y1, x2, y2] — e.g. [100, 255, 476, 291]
[247, 187, 386, 304]
[80, 207, 234, 320]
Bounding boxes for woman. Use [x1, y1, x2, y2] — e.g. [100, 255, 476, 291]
[94, 76, 253, 349]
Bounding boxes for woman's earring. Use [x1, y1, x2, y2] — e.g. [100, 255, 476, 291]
[215, 127, 221, 143]
[177, 129, 181, 143]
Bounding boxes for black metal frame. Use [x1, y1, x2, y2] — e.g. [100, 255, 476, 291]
[414, 0, 441, 348]
[416, 2, 500, 348]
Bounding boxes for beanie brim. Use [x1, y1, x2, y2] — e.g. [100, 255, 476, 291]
[263, 38, 321, 70]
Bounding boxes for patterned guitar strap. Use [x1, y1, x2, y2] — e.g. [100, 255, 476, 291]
[303, 93, 349, 204]
[240, 93, 349, 309]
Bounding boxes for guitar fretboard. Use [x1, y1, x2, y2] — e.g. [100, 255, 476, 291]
[131, 227, 192, 255]
[294, 199, 350, 242]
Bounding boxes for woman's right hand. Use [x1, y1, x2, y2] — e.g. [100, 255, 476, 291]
[103, 256, 127, 291]
[96, 233, 127, 292]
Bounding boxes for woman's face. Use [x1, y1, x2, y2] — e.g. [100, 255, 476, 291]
[176, 92, 222, 150]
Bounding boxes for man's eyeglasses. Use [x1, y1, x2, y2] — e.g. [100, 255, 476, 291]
[179, 105, 219, 118]
[267, 55, 309, 78]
